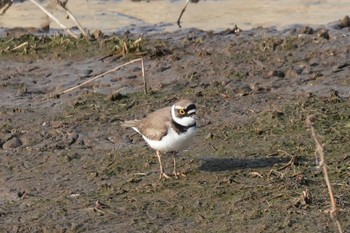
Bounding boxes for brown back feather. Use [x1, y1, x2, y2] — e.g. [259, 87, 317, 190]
[122, 106, 172, 141]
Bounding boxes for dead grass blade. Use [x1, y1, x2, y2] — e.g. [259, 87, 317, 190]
[0, 0, 12, 15]
[29, 0, 78, 38]
[305, 114, 343, 233]
[57, 1, 90, 39]
[141, 58, 147, 94]
[58, 58, 147, 97]
[177, 0, 190, 28]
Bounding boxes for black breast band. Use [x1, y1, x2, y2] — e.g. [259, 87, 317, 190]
[172, 120, 196, 133]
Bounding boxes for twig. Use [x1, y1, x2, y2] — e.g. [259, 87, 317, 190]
[0, 0, 12, 15]
[28, 0, 78, 39]
[58, 3, 90, 39]
[141, 58, 147, 94]
[177, 0, 190, 28]
[12, 42, 28, 51]
[278, 154, 297, 171]
[305, 115, 343, 233]
[58, 58, 147, 96]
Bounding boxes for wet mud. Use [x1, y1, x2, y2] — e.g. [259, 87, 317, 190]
[0, 19, 350, 232]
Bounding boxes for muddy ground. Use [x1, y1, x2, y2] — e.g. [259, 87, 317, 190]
[0, 19, 350, 233]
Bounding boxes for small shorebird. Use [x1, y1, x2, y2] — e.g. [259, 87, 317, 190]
[177, 0, 200, 28]
[122, 99, 197, 180]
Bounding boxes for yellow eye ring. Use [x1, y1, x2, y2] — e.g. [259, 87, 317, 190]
[179, 109, 186, 115]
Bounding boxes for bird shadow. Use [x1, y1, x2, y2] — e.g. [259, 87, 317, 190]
[200, 155, 294, 172]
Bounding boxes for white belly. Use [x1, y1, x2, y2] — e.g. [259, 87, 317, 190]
[142, 126, 196, 152]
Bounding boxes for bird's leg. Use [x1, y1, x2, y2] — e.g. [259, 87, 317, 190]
[173, 152, 186, 178]
[173, 152, 179, 178]
[177, 0, 190, 28]
[156, 151, 170, 180]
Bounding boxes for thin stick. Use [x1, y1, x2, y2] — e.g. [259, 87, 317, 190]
[59, 4, 90, 39]
[177, 0, 190, 28]
[12, 42, 28, 51]
[59, 58, 146, 96]
[29, 0, 78, 39]
[0, 0, 12, 15]
[306, 115, 343, 233]
[141, 58, 147, 94]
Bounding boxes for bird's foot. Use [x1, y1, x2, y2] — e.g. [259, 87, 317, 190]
[173, 171, 187, 179]
[159, 172, 171, 180]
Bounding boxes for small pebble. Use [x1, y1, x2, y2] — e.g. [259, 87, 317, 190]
[318, 29, 329, 40]
[267, 70, 285, 78]
[298, 26, 314, 34]
[108, 92, 125, 101]
[2, 137, 22, 150]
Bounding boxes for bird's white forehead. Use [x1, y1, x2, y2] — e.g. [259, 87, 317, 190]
[174, 102, 196, 110]
[187, 109, 196, 115]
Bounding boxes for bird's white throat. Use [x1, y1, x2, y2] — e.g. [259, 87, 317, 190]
[171, 105, 196, 126]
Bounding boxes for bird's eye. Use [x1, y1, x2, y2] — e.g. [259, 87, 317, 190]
[178, 109, 186, 115]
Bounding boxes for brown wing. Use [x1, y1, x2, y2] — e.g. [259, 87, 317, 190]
[137, 106, 172, 141]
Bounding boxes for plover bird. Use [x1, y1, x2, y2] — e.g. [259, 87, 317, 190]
[122, 99, 197, 180]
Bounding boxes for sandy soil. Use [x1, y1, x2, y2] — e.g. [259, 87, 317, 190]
[0, 19, 350, 232]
